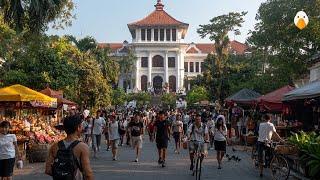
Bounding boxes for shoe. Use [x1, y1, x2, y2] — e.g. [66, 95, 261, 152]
[260, 173, 263, 177]
[162, 161, 166, 168]
[113, 157, 117, 161]
[218, 166, 221, 169]
[174, 150, 178, 154]
[134, 158, 139, 162]
[158, 158, 162, 165]
[190, 164, 194, 170]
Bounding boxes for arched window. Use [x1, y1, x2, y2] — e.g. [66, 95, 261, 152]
[141, 75, 148, 91]
[169, 75, 176, 92]
[152, 55, 164, 67]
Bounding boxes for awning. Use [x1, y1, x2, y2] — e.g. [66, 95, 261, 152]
[225, 88, 261, 106]
[40, 87, 77, 107]
[0, 84, 57, 108]
[283, 81, 320, 101]
[258, 85, 295, 112]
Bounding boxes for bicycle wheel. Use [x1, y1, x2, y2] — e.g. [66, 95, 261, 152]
[251, 144, 258, 168]
[195, 156, 201, 180]
[197, 157, 202, 180]
[270, 155, 290, 180]
[192, 156, 196, 176]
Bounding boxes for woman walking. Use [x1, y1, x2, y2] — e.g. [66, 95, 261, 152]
[214, 117, 228, 169]
[82, 116, 93, 145]
[172, 114, 183, 154]
[118, 116, 127, 146]
[0, 121, 21, 180]
[108, 115, 120, 161]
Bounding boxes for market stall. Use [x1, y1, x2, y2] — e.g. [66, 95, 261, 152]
[40, 87, 77, 122]
[283, 80, 320, 131]
[225, 89, 261, 144]
[0, 84, 66, 162]
[258, 85, 298, 137]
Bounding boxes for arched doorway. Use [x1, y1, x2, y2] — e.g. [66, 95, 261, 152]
[141, 75, 147, 92]
[152, 55, 164, 67]
[169, 75, 176, 92]
[153, 76, 163, 94]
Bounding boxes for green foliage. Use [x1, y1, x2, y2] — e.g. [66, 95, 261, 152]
[197, 11, 247, 101]
[248, 0, 320, 85]
[288, 131, 320, 179]
[0, 0, 75, 33]
[161, 93, 177, 109]
[186, 86, 209, 105]
[111, 88, 127, 106]
[118, 50, 136, 90]
[127, 92, 151, 108]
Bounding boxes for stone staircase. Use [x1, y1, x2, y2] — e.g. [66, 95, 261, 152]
[150, 95, 162, 107]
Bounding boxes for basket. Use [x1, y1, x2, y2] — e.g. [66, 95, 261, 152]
[246, 136, 257, 145]
[27, 144, 49, 163]
[275, 145, 298, 155]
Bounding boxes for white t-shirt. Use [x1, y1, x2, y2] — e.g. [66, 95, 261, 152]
[109, 121, 120, 140]
[92, 117, 106, 135]
[0, 134, 17, 159]
[82, 120, 92, 135]
[207, 120, 215, 134]
[172, 120, 183, 133]
[213, 126, 227, 141]
[183, 115, 190, 125]
[258, 122, 277, 142]
[187, 123, 208, 142]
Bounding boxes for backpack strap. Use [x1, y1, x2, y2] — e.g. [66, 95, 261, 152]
[67, 140, 81, 150]
[58, 140, 67, 150]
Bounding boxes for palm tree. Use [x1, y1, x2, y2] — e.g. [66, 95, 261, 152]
[0, 0, 74, 33]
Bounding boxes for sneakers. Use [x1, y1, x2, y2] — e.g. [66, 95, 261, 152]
[158, 158, 162, 165]
[134, 158, 139, 162]
[174, 150, 178, 154]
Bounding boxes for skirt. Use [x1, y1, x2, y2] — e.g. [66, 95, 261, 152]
[214, 140, 226, 152]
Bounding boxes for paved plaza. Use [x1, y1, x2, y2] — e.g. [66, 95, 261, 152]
[12, 136, 291, 180]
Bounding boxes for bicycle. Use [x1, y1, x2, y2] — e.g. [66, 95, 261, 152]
[251, 141, 290, 180]
[191, 141, 208, 180]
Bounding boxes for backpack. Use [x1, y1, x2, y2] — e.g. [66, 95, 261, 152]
[52, 140, 81, 180]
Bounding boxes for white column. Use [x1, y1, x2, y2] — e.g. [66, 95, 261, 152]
[135, 56, 140, 90]
[148, 52, 152, 86]
[177, 52, 180, 92]
[164, 51, 168, 83]
[151, 29, 154, 42]
[145, 29, 147, 42]
[180, 51, 185, 91]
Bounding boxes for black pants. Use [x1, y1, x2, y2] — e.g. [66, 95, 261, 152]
[92, 134, 102, 149]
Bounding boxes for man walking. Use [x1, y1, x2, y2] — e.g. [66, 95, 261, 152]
[154, 111, 171, 167]
[45, 115, 94, 180]
[128, 112, 144, 162]
[91, 110, 106, 158]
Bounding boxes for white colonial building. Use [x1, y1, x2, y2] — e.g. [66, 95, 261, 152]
[99, 0, 249, 94]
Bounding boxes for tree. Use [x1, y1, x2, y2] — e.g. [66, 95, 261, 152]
[186, 86, 209, 105]
[0, 0, 75, 33]
[127, 92, 151, 108]
[118, 50, 136, 91]
[161, 93, 176, 109]
[111, 88, 127, 107]
[247, 0, 320, 84]
[197, 11, 247, 101]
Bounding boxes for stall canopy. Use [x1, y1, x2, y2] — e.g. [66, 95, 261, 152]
[258, 85, 295, 112]
[225, 88, 261, 106]
[0, 84, 57, 108]
[283, 80, 320, 101]
[40, 87, 77, 107]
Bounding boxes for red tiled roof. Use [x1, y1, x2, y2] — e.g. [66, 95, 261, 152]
[186, 41, 249, 55]
[229, 40, 249, 55]
[186, 47, 199, 54]
[98, 43, 123, 52]
[128, 1, 188, 28]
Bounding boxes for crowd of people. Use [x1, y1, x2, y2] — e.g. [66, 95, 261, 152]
[0, 106, 284, 180]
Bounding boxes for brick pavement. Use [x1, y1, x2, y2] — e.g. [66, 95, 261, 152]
[14, 136, 297, 180]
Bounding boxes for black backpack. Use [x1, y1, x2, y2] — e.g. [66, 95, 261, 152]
[52, 140, 81, 180]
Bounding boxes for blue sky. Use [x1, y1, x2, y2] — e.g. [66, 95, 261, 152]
[47, 0, 267, 43]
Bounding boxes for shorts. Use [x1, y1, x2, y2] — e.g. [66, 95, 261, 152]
[257, 141, 272, 163]
[214, 140, 226, 152]
[110, 139, 120, 149]
[189, 141, 207, 154]
[156, 139, 168, 149]
[0, 158, 15, 177]
[173, 132, 181, 143]
[132, 136, 143, 149]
